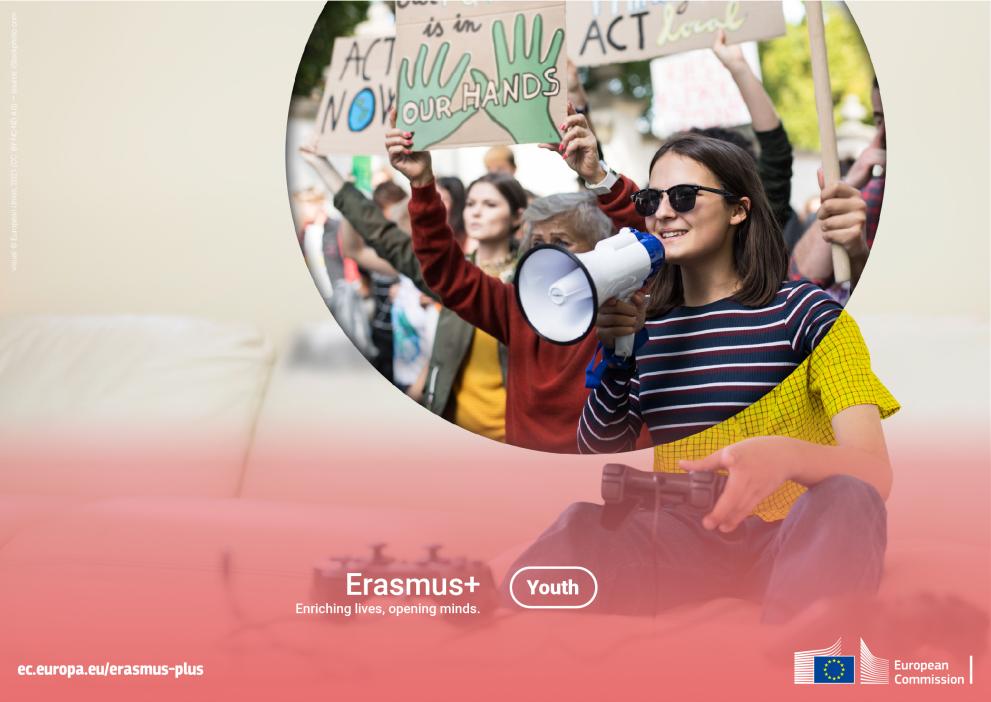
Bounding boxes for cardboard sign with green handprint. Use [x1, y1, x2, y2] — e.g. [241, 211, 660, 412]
[395, 1, 567, 150]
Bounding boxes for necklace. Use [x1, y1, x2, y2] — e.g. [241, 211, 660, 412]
[477, 252, 515, 280]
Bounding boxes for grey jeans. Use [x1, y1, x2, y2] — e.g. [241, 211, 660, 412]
[502, 475, 887, 624]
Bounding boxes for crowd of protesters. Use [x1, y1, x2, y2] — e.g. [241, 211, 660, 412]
[292, 31, 887, 455]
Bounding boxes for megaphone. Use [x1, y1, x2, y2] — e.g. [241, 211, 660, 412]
[515, 227, 665, 357]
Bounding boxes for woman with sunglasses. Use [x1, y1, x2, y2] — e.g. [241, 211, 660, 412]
[514, 114, 899, 622]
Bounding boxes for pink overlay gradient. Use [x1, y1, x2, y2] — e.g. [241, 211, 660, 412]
[2, 429, 988, 700]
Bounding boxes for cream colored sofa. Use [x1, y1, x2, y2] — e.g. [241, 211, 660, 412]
[0, 314, 459, 553]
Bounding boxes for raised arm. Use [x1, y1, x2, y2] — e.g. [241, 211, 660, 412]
[337, 218, 399, 278]
[712, 29, 793, 229]
[300, 146, 436, 297]
[550, 104, 645, 232]
[385, 113, 513, 343]
[298, 145, 348, 193]
[712, 29, 780, 132]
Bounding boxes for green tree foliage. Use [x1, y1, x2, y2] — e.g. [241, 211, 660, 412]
[760, 3, 875, 151]
[293, 1, 370, 98]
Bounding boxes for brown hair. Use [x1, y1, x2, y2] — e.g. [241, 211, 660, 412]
[644, 133, 787, 317]
[372, 181, 406, 211]
[483, 145, 517, 171]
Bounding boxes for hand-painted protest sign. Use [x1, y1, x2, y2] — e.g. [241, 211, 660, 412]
[313, 34, 396, 156]
[567, 1, 785, 67]
[395, 1, 567, 150]
[650, 42, 761, 136]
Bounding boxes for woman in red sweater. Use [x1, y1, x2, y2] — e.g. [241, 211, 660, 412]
[385, 128, 612, 453]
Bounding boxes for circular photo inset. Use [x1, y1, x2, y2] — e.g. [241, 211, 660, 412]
[285, 1, 888, 456]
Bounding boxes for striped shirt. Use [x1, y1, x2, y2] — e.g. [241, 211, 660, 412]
[578, 281, 843, 454]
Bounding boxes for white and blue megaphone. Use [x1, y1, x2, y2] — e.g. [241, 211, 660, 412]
[515, 227, 665, 357]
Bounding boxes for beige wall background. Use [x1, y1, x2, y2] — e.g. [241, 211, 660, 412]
[0, 1, 988, 349]
[0, 2, 330, 351]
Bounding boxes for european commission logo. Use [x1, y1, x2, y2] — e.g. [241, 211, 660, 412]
[794, 637, 889, 685]
[814, 656, 855, 683]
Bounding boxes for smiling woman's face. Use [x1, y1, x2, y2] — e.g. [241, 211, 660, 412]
[646, 152, 744, 266]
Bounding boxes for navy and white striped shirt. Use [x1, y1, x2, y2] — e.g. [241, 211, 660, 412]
[577, 281, 843, 454]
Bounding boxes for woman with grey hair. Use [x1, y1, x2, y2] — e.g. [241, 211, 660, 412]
[521, 191, 613, 254]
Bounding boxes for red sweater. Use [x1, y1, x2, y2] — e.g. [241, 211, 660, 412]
[407, 180, 628, 452]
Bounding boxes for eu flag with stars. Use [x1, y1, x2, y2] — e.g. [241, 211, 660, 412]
[813, 656, 856, 683]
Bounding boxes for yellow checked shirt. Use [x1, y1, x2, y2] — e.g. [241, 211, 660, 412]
[653, 311, 900, 522]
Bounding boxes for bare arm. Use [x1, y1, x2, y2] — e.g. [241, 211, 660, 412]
[337, 218, 399, 278]
[790, 404, 892, 498]
[790, 217, 834, 284]
[713, 29, 779, 131]
[299, 145, 395, 275]
[406, 362, 430, 403]
[298, 146, 347, 194]
[680, 404, 891, 532]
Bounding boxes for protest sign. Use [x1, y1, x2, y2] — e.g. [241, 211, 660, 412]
[395, 1, 568, 150]
[567, 1, 784, 67]
[649, 42, 761, 136]
[313, 34, 396, 156]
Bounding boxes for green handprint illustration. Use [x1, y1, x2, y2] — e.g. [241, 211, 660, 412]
[470, 13, 564, 144]
[397, 42, 475, 150]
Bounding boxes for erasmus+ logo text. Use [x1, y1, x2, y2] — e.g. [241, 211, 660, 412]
[794, 638, 973, 686]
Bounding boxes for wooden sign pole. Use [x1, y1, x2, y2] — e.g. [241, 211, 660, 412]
[805, 1, 851, 285]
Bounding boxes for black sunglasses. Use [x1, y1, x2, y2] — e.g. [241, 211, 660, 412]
[631, 184, 740, 216]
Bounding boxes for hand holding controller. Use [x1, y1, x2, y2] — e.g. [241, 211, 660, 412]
[599, 463, 728, 529]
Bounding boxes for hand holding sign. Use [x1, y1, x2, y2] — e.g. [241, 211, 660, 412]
[542, 103, 603, 183]
[387, 108, 434, 188]
[398, 43, 474, 150]
[816, 169, 869, 264]
[471, 14, 564, 144]
[711, 28, 746, 74]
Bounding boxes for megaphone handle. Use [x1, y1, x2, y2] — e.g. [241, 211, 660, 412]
[614, 333, 634, 358]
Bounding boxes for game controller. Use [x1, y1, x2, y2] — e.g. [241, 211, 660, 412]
[599, 463, 728, 529]
[311, 543, 498, 617]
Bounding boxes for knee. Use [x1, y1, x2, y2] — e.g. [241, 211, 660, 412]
[788, 476, 887, 547]
[507, 502, 603, 566]
[499, 502, 604, 605]
[553, 501, 603, 529]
